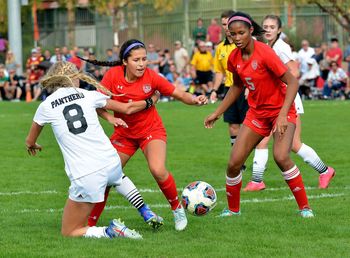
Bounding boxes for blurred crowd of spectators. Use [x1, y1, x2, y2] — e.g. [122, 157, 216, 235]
[0, 19, 350, 102]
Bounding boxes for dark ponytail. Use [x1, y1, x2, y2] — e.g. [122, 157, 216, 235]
[77, 56, 122, 67]
[228, 11, 265, 38]
[77, 39, 146, 68]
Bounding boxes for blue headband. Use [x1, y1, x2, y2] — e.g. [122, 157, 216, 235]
[122, 42, 145, 59]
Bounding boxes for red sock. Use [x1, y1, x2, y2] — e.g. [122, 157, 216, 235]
[226, 182, 242, 213]
[88, 186, 111, 226]
[157, 173, 180, 210]
[282, 166, 310, 210]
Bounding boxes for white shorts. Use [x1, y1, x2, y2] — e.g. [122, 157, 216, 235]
[294, 93, 304, 114]
[69, 162, 123, 203]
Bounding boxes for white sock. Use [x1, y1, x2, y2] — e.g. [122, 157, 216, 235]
[296, 143, 327, 174]
[252, 148, 268, 182]
[84, 226, 108, 238]
[115, 175, 145, 209]
[226, 173, 242, 186]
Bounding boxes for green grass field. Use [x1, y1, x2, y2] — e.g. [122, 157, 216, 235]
[1, 100, 349, 257]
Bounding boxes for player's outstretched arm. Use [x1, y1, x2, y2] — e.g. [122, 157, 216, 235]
[105, 91, 160, 114]
[25, 122, 43, 156]
[171, 88, 208, 105]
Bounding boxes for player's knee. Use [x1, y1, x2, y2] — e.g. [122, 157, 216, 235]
[61, 228, 73, 237]
[226, 161, 241, 177]
[273, 152, 290, 167]
[149, 165, 167, 181]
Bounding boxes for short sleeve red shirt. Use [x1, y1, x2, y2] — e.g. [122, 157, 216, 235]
[227, 40, 294, 117]
[101, 66, 176, 138]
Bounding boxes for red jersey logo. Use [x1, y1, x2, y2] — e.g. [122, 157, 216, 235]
[251, 60, 258, 70]
[143, 84, 152, 94]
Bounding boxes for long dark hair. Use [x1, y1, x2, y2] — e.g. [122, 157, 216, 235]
[227, 11, 265, 39]
[78, 39, 146, 67]
[263, 14, 282, 47]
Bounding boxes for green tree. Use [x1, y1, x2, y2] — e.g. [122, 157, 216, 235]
[293, 0, 350, 33]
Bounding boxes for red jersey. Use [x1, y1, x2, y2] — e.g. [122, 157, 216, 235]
[101, 66, 175, 138]
[227, 40, 294, 117]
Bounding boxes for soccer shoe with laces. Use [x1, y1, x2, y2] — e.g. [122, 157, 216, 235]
[173, 204, 188, 231]
[299, 208, 314, 218]
[217, 208, 241, 217]
[243, 181, 266, 192]
[139, 204, 164, 229]
[105, 219, 142, 239]
[319, 167, 335, 189]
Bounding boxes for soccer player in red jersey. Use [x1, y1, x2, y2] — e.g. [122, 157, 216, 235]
[204, 11, 314, 218]
[83, 39, 208, 231]
[244, 15, 335, 192]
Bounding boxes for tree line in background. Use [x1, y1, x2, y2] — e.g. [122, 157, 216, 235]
[0, 0, 349, 46]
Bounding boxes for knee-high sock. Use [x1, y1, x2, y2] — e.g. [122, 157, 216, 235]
[226, 173, 242, 213]
[282, 165, 310, 210]
[157, 173, 180, 210]
[88, 186, 111, 226]
[296, 143, 327, 174]
[88, 175, 147, 226]
[115, 175, 145, 209]
[252, 148, 269, 182]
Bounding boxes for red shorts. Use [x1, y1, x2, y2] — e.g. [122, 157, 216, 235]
[243, 109, 297, 137]
[110, 127, 167, 156]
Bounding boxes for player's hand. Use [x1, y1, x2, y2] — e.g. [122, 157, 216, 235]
[111, 117, 128, 128]
[204, 113, 220, 128]
[26, 143, 42, 156]
[151, 90, 161, 104]
[193, 95, 208, 106]
[210, 91, 217, 103]
[274, 114, 288, 138]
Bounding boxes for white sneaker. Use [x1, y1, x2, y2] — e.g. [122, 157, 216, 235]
[173, 205, 188, 231]
[105, 219, 142, 239]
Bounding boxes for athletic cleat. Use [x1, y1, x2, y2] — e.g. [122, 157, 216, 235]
[105, 219, 142, 239]
[217, 208, 241, 217]
[173, 204, 188, 231]
[139, 204, 164, 229]
[243, 181, 266, 192]
[319, 167, 335, 189]
[299, 208, 314, 218]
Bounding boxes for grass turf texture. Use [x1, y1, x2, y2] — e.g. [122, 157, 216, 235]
[0, 100, 349, 257]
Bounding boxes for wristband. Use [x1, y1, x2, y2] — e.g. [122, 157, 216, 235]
[145, 98, 153, 109]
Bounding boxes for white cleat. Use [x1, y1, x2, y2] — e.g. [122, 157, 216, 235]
[173, 205, 188, 231]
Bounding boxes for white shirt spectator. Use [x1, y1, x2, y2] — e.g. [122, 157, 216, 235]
[297, 41, 315, 75]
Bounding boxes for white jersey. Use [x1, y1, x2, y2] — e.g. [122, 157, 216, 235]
[273, 38, 304, 114]
[33, 87, 120, 181]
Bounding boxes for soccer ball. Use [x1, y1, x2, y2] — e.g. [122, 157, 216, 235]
[181, 181, 217, 216]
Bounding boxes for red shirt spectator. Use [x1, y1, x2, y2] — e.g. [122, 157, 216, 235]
[326, 38, 343, 68]
[207, 18, 222, 45]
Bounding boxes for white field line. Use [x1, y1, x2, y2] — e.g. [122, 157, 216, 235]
[2, 192, 345, 214]
[0, 190, 59, 196]
[1, 186, 349, 196]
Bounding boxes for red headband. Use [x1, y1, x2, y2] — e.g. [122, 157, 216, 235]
[228, 16, 252, 26]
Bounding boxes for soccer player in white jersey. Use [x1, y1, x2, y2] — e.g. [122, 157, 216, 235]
[25, 61, 159, 239]
[244, 15, 335, 192]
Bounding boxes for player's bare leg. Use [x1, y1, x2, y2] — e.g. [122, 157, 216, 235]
[62, 199, 142, 239]
[273, 122, 313, 218]
[220, 125, 263, 217]
[144, 140, 186, 231]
